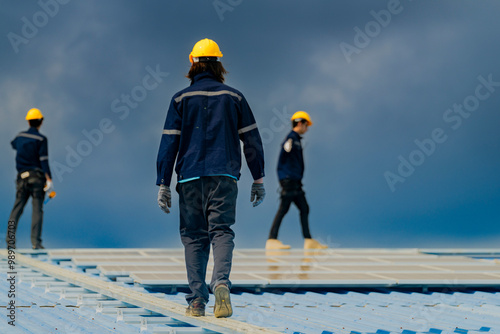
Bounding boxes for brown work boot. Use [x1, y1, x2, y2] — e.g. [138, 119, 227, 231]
[214, 284, 232, 318]
[185, 297, 206, 317]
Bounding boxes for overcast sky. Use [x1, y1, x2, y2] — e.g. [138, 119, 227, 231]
[1, 1, 499, 249]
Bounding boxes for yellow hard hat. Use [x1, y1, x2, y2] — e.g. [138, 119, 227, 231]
[189, 38, 223, 64]
[291, 111, 313, 126]
[26, 108, 44, 120]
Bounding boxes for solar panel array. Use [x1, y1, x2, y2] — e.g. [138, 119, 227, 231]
[47, 248, 500, 288]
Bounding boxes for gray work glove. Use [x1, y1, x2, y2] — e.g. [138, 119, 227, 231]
[158, 185, 171, 214]
[250, 183, 265, 207]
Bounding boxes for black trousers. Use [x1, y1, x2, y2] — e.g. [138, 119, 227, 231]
[269, 179, 311, 239]
[7, 170, 46, 248]
[176, 176, 238, 303]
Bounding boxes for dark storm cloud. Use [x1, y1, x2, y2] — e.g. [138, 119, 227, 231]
[1, 1, 499, 248]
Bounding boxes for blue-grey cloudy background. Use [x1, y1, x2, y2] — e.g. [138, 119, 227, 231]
[1, 0, 499, 249]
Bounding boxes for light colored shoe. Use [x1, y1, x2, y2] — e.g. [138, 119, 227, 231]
[304, 238, 328, 249]
[214, 284, 232, 318]
[265, 239, 291, 250]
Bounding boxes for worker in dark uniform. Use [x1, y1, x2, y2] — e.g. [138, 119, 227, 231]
[7, 108, 53, 250]
[156, 38, 265, 318]
[266, 111, 327, 250]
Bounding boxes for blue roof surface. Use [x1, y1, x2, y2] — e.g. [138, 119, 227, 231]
[1, 249, 500, 333]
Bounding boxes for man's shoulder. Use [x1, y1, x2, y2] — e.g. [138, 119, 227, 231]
[216, 83, 245, 101]
[30, 129, 47, 140]
[284, 130, 299, 140]
[172, 85, 192, 98]
[18, 129, 47, 141]
[281, 131, 301, 149]
[218, 82, 242, 94]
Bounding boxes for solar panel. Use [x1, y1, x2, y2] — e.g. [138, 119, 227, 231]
[142, 249, 185, 256]
[319, 265, 447, 272]
[8, 248, 500, 334]
[48, 249, 145, 260]
[132, 272, 273, 286]
[71, 256, 178, 267]
[48, 249, 185, 260]
[372, 272, 500, 284]
[46, 248, 500, 288]
[98, 265, 188, 277]
[423, 264, 500, 272]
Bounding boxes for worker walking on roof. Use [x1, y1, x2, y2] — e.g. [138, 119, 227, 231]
[156, 38, 265, 318]
[6, 108, 54, 250]
[266, 111, 327, 250]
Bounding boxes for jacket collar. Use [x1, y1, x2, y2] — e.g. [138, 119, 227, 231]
[191, 71, 218, 85]
[291, 130, 302, 140]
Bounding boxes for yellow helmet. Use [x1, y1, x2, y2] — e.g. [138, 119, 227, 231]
[291, 111, 313, 126]
[26, 108, 44, 120]
[189, 38, 223, 64]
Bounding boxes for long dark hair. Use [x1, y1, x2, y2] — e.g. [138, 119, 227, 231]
[187, 61, 227, 83]
[29, 119, 43, 128]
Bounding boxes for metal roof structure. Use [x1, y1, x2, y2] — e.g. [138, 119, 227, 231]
[1, 248, 500, 333]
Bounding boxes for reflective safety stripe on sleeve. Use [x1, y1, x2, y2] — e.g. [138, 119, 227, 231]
[238, 123, 258, 135]
[162, 129, 181, 135]
[174, 90, 242, 103]
[18, 133, 44, 141]
[40, 156, 49, 161]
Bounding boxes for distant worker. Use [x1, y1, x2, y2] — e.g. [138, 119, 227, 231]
[6, 108, 54, 250]
[266, 111, 327, 250]
[156, 38, 265, 318]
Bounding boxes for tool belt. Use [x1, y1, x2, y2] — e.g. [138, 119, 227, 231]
[18, 169, 44, 180]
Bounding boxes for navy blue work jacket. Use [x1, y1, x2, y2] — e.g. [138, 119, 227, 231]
[11, 127, 51, 178]
[277, 130, 304, 181]
[156, 72, 265, 186]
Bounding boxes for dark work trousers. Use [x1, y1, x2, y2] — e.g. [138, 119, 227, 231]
[7, 170, 46, 248]
[176, 176, 238, 304]
[269, 179, 311, 239]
